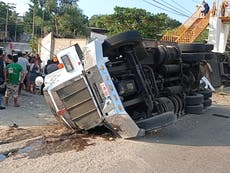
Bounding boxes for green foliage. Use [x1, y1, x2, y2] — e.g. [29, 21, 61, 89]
[89, 6, 181, 39]
[225, 34, 230, 51]
[195, 29, 209, 43]
[0, 2, 21, 41]
[29, 36, 38, 53]
[57, 4, 88, 37]
[23, 0, 86, 38]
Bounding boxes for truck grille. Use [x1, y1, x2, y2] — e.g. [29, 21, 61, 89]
[56, 77, 101, 129]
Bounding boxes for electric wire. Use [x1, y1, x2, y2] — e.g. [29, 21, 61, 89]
[191, 0, 201, 4]
[150, 0, 190, 17]
[161, 0, 191, 16]
[143, 0, 189, 17]
[169, 0, 194, 15]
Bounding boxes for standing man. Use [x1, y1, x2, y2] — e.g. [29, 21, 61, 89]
[5, 55, 24, 107]
[0, 50, 6, 109]
[201, 1, 210, 16]
[17, 51, 29, 95]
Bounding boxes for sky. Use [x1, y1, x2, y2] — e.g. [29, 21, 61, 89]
[1, 0, 214, 23]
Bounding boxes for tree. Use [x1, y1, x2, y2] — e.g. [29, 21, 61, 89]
[23, 0, 87, 38]
[0, 2, 21, 41]
[89, 6, 181, 40]
[57, 3, 88, 37]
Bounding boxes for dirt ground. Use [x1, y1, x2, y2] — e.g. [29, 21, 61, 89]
[0, 88, 230, 173]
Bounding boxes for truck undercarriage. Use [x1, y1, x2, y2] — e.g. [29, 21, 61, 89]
[43, 30, 213, 138]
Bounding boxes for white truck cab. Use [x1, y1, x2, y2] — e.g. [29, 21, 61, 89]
[43, 41, 142, 138]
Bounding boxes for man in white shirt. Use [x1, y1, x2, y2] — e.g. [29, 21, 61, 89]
[17, 51, 29, 95]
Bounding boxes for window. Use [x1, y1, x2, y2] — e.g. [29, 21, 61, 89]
[61, 55, 74, 72]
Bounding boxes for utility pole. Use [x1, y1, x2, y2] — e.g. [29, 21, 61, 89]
[5, 5, 9, 40]
[5, 3, 15, 41]
[14, 19, 17, 41]
[32, 6, 35, 38]
[41, 7, 45, 37]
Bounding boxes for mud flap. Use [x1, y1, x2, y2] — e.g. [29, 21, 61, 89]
[136, 112, 177, 131]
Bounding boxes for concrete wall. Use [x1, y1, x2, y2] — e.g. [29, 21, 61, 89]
[53, 38, 87, 55]
[39, 32, 87, 68]
[39, 33, 53, 67]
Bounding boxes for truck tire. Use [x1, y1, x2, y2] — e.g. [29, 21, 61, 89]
[185, 104, 203, 114]
[205, 52, 216, 60]
[205, 44, 214, 52]
[185, 94, 204, 106]
[199, 89, 212, 99]
[103, 30, 142, 49]
[203, 98, 212, 107]
[178, 43, 207, 53]
[181, 53, 206, 62]
[136, 112, 177, 131]
[103, 30, 142, 58]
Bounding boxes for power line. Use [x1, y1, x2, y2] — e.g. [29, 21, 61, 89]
[161, 0, 191, 16]
[143, 0, 189, 17]
[191, 0, 201, 4]
[150, 0, 190, 17]
[169, 0, 193, 15]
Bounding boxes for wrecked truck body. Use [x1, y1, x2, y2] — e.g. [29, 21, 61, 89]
[43, 30, 213, 138]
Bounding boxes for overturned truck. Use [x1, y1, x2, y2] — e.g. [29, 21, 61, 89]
[43, 30, 213, 138]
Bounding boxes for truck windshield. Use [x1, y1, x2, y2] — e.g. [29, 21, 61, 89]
[61, 55, 74, 72]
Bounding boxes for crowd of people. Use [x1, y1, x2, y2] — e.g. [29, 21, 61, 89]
[0, 50, 58, 110]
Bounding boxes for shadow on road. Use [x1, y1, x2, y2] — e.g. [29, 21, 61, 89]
[135, 105, 230, 146]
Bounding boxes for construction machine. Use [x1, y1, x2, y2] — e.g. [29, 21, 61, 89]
[161, 0, 230, 87]
[39, 2, 226, 138]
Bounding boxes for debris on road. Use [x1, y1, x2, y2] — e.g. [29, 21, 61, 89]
[0, 125, 115, 161]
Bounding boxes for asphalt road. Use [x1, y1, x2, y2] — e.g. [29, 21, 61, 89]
[142, 105, 230, 147]
[0, 91, 230, 172]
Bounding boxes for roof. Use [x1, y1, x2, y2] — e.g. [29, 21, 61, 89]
[88, 27, 109, 34]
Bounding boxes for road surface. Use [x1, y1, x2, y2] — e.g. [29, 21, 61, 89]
[0, 89, 230, 173]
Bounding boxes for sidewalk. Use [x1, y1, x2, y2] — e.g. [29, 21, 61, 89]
[0, 90, 56, 127]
